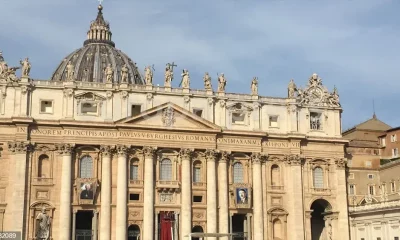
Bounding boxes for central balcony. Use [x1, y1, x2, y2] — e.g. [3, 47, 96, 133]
[156, 180, 180, 193]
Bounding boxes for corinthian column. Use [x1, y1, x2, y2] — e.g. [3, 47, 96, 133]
[99, 146, 113, 240]
[116, 145, 128, 240]
[251, 153, 265, 240]
[180, 148, 193, 238]
[205, 149, 217, 239]
[143, 146, 156, 240]
[57, 143, 74, 240]
[218, 151, 230, 240]
[7, 141, 30, 238]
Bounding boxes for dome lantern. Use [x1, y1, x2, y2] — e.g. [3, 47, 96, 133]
[84, 4, 115, 47]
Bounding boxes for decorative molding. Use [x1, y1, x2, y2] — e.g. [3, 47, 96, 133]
[56, 144, 74, 155]
[251, 152, 267, 164]
[204, 149, 217, 162]
[179, 148, 193, 160]
[143, 146, 157, 158]
[219, 151, 230, 163]
[7, 141, 31, 154]
[335, 158, 347, 169]
[106, 91, 113, 100]
[116, 145, 128, 156]
[63, 88, 74, 98]
[121, 91, 128, 99]
[100, 145, 114, 157]
[284, 154, 303, 165]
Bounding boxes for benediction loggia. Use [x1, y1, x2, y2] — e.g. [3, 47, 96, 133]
[0, 4, 349, 240]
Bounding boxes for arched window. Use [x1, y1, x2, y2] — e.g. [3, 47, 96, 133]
[128, 224, 140, 240]
[80, 155, 93, 178]
[233, 162, 244, 183]
[130, 159, 139, 180]
[271, 164, 280, 186]
[38, 154, 50, 178]
[160, 159, 172, 180]
[193, 161, 202, 183]
[273, 219, 283, 239]
[313, 167, 324, 189]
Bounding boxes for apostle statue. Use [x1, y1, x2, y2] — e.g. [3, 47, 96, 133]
[180, 69, 190, 88]
[105, 64, 114, 83]
[120, 64, 129, 83]
[164, 64, 173, 87]
[328, 86, 340, 107]
[217, 73, 226, 92]
[66, 61, 75, 81]
[251, 77, 258, 95]
[203, 72, 212, 90]
[35, 207, 51, 240]
[144, 65, 153, 85]
[288, 79, 297, 98]
[20, 57, 31, 77]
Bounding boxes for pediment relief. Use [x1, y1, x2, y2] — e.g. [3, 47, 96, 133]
[226, 102, 253, 112]
[75, 92, 106, 101]
[117, 102, 221, 131]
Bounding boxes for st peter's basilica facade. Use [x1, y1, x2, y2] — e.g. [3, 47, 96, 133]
[0, 4, 349, 240]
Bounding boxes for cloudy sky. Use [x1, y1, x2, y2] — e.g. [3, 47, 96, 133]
[1, 0, 399, 130]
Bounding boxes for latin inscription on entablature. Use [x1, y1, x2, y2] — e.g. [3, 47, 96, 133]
[217, 137, 261, 152]
[262, 141, 301, 154]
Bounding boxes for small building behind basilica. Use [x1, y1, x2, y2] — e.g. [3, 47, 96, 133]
[0, 4, 349, 240]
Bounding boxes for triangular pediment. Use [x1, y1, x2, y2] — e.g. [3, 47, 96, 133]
[117, 102, 221, 131]
[75, 92, 106, 101]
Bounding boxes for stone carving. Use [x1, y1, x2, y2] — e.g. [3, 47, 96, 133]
[20, 57, 31, 77]
[160, 193, 173, 203]
[284, 154, 302, 165]
[219, 100, 226, 107]
[144, 65, 153, 85]
[365, 194, 373, 204]
[56, 144, 74, 155]
[120, 64, 129, 83]
[203, 72, 212, 90]
[0, 57, 19, 83]
[143, 146, 156, 157]
[204, 149, 217, 161]
[162, 106, 175, 127]
[251, 152, 267, 164]
[63, 89, 74, 98]
[105, 64, 114, 83]
[121, 91, 128, 99]
[106, 91, 113, 99]
[66, 61, 75, 81]
[296, 73, 340, 108]
[164, 63, 176, 87]
[100, 145, 114, 157]
[251, 77, 258, 95]
[335, 158, 347, 168]
[35, 207, 51, 240]
[179, 148, 193, 159]
[8, 141, 30, 154]
[180, 69, 190, 88]
[116, 145, 128, 156]
[218, 73, 226, 92]
[288, 79, 297, 98]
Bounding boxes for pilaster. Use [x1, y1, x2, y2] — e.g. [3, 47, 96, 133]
[335, 158, 350, 240]
[179, 148, 193, 239]
[116, 145, 128, 240]
[99, 145, 113, 240]
[143, 146, 156, 240]
[218, 151, 230, 240]
[250, 152, 266, 240]
[205, 149, 217, 239]
[63, 88, 75, 119]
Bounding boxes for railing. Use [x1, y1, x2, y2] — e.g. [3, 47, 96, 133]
[129, 180, 144, 185]
[192, 182, 206, 188]
[349, 200, 400, 212]
[32, 177, 53, 185]
[311, 188, 331, 194]
[76, 230, 92, 240]
[157, 180, 180, 186]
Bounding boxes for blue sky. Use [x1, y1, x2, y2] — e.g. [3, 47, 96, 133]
[1, 0, 399, 130]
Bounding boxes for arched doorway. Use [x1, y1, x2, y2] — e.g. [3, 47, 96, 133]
[128, 225, 140, 240]
[310, 199, 332, 240]
[192, 226, 203, 240]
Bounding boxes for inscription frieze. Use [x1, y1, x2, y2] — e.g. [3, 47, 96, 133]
[217, 138, 260, 145]
[263, 141, 300, 148]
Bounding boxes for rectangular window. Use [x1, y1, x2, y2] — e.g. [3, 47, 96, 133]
[81, 102, 98, 115]
[193, 196, 202, 203]
[131, 104, 141, 117]
[391, 134, 397, 142]
[369, 185, 375, 195]
[392, 182, 396, 192]
[130, 165, 138, 180]
[129, 193, 140, 201]
[395, 237, 399, 240]
[193, 167, 201, 183]
[310, 112, 322, 130]
[368, 174, 374, 179]
[393, 148, 399, 158]
[193, 109, 203, 117]
[382, 138, 386, 147]
[269, 116, 279, 128]
[349, 184, 355, 195]
[232, 112, 245, 124]
[40, 100, 53, 114]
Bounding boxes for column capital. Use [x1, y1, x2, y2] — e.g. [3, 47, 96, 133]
[284, 154, 303, 165]
[116, 145, 128, 157]
[205, 149, 217, 162]
[100, 145, 114, 157]
[7, 141, 31, 154]
[219, 151, 231, 163]
[56, 143, 74, 155]
[335, 158, 347, 169]
[179, 148, 194, 160]
[143, 146, 157, 157]
[251, 152, 267, 164]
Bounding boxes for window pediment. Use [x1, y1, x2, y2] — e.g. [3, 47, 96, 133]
[75, 92, 106, 101]
[226, 103, 253, 112]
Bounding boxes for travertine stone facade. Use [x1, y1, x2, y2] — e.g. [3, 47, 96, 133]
[0, 4, 350, 240]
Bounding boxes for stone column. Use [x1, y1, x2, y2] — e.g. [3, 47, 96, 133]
[251, 153, 265, 240]
[93, 210, 99, 240]
[7, 141, 30, 238]
[180, 148, 193, 239]
[72, 210, 77, 240]
[218, 151, 230, 239]
[174, 212, 179, 240]
[57, 143, 74, 240]
[100, 146, 113, 240]
[116, 145, 128, 240]
[305, 210, 313, 240]
[205, 150, 217, 239]
[154, 212, 159, 240]
[335, 158, 350, 240]
[246, 214, 252, 240]
[143, 146, 156, 240]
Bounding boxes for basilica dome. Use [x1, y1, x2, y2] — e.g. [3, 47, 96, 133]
[51, 5, 143, 84]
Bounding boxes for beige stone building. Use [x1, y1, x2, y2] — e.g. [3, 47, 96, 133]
[0, 4, 350, 240]
[344, 116, 400, 239]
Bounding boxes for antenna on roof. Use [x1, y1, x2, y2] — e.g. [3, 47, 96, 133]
[372, 99, 376, 119]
